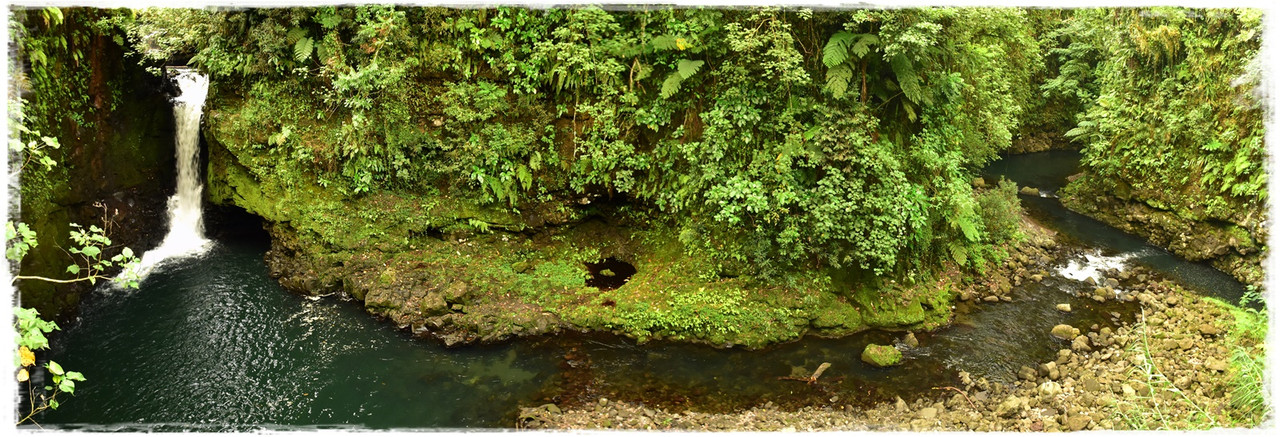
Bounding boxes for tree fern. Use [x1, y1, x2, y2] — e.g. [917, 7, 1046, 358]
[850, 34, 879, 59]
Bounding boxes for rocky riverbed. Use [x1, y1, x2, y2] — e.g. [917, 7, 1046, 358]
[518, 262, 1267, 431]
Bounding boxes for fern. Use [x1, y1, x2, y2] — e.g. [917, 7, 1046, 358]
[823, 31, 856, 68]
[826, 63, 853, 98]
[890, 54, 923, 104]
[286, 27, 307, 44]
[948, 241, 968, 266]
[516, 164, 532, 191]
[676, 59, 704, 79]
[294, 37, 314, 63]
[661, 73, 683, 99]
[661, 59, 704, 99]
[850, 33, 879, 59]
[651, 34, 680, 51]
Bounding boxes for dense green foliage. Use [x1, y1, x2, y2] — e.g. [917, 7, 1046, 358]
[118, 6, 1039, 281]
[1052, 8, 1266, 220]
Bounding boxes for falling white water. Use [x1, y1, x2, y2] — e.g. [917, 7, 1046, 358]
[1058, 251, 1133, 283]
[131, 70, 212, 277]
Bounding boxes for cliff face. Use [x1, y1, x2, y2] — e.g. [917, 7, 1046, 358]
[1052, 9, 1267, 288]
[187, 7, 1054, 347]
[14, 8, 177, 318]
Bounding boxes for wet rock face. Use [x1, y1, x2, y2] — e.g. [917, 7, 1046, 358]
[16, 34, 177, 320]
[1059, 181, 1265, 287]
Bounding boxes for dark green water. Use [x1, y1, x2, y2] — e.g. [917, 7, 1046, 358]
[33, 151, 1248, 430]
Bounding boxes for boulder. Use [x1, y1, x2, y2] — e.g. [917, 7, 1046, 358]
[1056, 303, 1072, 312]
[902, 332, 920, 348]
[1065, 415, 1091, 431]
[1051, 324, 1079, 341]
[1020, 186, 1041, 196]
[862, 344, 903, 367]
[418, 292, 450, 317]
[1071, 335, 1092, 352]
[1018, 365, 1038, 381]
[444, 281, 469, 302]
[996, 396, 1025, 418]
[1038, 381, 1063, 398]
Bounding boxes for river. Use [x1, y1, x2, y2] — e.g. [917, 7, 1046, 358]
[33, 151, 1248, 430]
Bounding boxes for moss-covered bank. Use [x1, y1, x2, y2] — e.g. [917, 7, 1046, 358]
[182, 6, 1053, 348]
[12, 8, 177, 319]
[208, 126, 983, 348]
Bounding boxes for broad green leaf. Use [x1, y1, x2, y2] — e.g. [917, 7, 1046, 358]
[59, 379, 75, 394]
[80, 245, 101, 258]
[47, 360, 64, 376]
[66, 264, 80, 275]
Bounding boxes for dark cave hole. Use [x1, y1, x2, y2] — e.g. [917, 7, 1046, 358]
[585, 257, 637, 290]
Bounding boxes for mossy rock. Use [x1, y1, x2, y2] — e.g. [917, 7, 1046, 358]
[1051, 324, 1079, 341]
[861, 343, 903, 367]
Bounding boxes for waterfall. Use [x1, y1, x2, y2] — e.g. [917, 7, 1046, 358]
[132, 69, 212, 277]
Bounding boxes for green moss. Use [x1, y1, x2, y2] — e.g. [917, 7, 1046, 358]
[848, 277, 954, 331]
[861, 343, 903, 367]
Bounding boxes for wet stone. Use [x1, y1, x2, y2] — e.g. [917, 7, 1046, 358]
[902, 332, 920, 348]
[1051, 324, 1079, 340]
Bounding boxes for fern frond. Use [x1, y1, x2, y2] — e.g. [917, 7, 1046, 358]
[823, 31, 856, 68]
[651, 35, 680, 51]
[294, 37, 314, 63]
[661, 72, 683, 99]
[850, 33, 879, 59]
[286, 27, 308, 44]
[676, 59, 704, 80]
[890, 54, 922, 104]
[826, 63, 853, 98]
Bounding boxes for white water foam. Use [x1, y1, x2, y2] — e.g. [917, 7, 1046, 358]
[1058, 251, 1134, 283]
[129, 70, 212, 278]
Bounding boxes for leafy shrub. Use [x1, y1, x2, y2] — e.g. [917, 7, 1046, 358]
[976, 178, 1024, 244]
